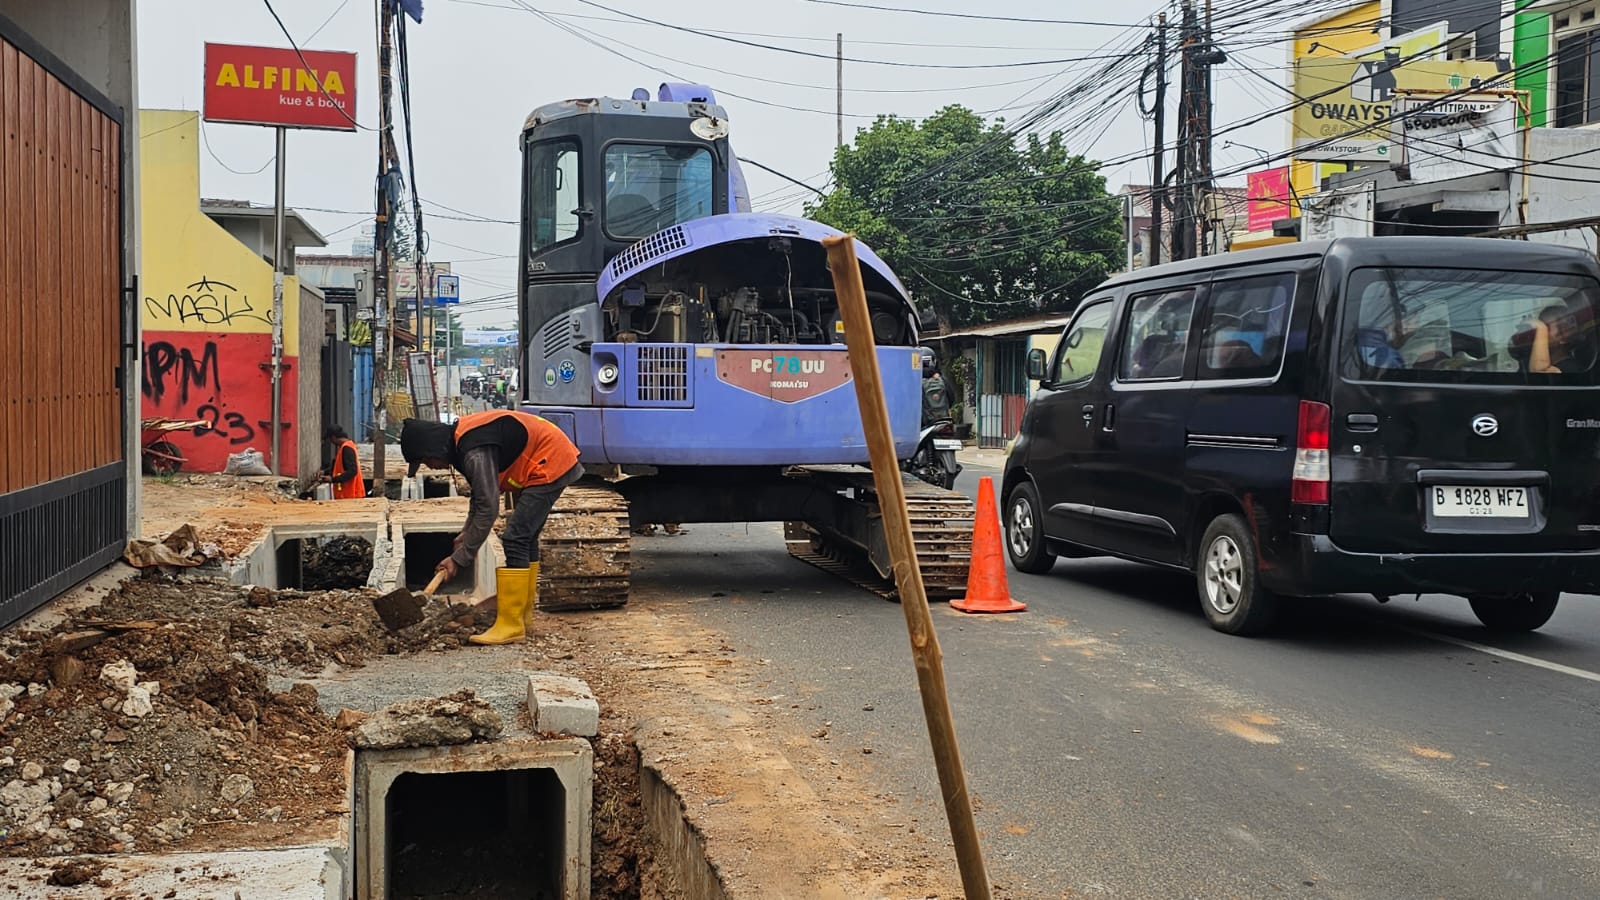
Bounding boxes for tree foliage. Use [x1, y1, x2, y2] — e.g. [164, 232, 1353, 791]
[806, 106, 1122, 329]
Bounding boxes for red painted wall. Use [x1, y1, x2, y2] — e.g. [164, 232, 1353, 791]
[140, 331, 299, 475]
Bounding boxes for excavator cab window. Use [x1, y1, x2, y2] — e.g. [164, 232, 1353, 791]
[603, 143, 714, 240]
[528, 139, 581, 252]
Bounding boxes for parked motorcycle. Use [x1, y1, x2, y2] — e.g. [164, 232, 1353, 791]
[904, 418, 963, 489]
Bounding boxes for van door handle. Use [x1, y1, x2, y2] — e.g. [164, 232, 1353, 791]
[1081, 403, 1095, 425]
[1346, 413, 1379, 432]
[1102, 403, 1117, 431]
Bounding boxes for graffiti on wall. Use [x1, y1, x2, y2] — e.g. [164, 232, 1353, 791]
[144, 277, 274, 328]
[141, 300, 298, 473]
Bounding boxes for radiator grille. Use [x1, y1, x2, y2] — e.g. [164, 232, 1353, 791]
[636, 345, 689, 403]
[609, 226, 688, 279]
[541, 314, 571, 360]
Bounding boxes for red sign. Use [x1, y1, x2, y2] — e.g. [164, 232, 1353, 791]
[716, 350, 852, 403]
[1246, 167, 1292, 233]
[204, 43, 357, 131]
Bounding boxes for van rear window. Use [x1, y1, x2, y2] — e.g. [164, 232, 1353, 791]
[1341, 267, 1600, 385]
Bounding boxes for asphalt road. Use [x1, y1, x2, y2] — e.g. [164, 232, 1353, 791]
[626, 462, 1600, 899]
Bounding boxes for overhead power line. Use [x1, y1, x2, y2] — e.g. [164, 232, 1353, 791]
[566, 0, 1147, 68]
[799, 0, 1142, 27]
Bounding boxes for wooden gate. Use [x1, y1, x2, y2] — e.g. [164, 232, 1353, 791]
[0, 21, 127, 626]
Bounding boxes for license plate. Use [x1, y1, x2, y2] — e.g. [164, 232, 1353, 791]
[1430, 485, 1528, 518]
[932, 439, 963, 451]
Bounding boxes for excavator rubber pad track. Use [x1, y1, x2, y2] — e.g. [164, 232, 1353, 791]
[787, 469, 975, 600]
[536, 481, 632, 611]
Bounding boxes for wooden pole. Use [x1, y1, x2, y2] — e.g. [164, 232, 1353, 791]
[821, 234, 992, 900]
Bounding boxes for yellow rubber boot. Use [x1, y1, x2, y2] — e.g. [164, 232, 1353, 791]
[470, 567, 531, 645]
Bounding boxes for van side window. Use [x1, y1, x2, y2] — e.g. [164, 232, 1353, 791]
[1119, 289, 1197, 382]
[1198, 273, 1295, 380]
[1052, 301, 1113, 385]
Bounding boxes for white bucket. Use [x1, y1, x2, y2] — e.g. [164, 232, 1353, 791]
[313, 483, 334, 501]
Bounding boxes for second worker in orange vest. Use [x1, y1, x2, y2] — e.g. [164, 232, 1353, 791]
[399, 410, 584, 645]
[319, 425, 366, 500]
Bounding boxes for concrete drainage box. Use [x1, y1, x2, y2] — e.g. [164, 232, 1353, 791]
[353, 738, 593, 900]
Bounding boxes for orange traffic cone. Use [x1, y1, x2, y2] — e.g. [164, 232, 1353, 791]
[951, 476, 1026, 614]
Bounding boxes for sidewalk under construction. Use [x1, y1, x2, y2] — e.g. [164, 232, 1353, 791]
[0, 478, 962, 899]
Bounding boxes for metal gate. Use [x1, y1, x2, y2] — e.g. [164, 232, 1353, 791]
[0, 20, 127, 626]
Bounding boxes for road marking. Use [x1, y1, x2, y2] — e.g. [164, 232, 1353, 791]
[1405, 628, 1600, 684]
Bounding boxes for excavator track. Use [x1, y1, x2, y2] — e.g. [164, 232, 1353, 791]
[785, 468, 975, 601]
[535, 480, 632, 611]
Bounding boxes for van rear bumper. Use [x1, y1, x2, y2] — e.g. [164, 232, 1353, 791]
[1270, 534, 1600, 596]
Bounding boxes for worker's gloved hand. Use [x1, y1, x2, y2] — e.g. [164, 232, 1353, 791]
[435, 557, 461, 580]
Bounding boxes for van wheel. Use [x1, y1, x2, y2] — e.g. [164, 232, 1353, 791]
[1197, 515, 1277, 635]
[1005, 482, 1056, 574]
[1468, 592, 1559, 632]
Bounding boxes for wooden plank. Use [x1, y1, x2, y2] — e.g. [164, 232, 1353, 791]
[17, 53, 36, 490]
[40, 68, 57, 483]
[70, 96, 85, 475]
[0, 38, 10, 493]
[91, 109, 107, 467]
[106, 118, 121, 466]
[106, 117, 120, 461]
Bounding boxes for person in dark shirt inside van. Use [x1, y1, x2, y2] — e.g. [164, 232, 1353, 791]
[1529, 305, 1582, 373]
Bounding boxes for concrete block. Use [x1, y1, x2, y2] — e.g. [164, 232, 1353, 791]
[354, 737, 592, 900]
[527, 673, 600, 737]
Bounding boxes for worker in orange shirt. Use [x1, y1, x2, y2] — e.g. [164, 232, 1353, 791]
[399, 411, 584, 645]
[318, 425, 365, 499]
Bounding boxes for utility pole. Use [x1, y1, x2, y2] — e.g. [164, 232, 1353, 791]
[836, 33, 844, 148]
[1149, 13, 1167, 267]
[372, 0, 396, 491]
[268, 126, 286, 475]
[1174, 0, 1225, 260]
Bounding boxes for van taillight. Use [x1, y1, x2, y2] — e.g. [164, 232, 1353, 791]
[1292, 400, 1331, 505]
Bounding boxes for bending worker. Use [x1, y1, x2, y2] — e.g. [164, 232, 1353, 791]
[319, 425, 365, 499]
[399, 410, 584, 645]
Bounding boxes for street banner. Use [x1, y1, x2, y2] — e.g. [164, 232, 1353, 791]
[462, 330, 517, 346]
[1291, 56, 1502, 162]
[203, 43, 357, 131]
[1246, 167, 1292, 232]
[1393, 94, 1520, 184]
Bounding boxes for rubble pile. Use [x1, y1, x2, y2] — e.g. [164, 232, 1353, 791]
[0, 574, 488, 858]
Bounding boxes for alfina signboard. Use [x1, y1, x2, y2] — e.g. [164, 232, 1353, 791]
[203, 43, 357, 131]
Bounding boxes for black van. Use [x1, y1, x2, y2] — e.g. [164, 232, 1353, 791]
[1002, 237, 1600, 635]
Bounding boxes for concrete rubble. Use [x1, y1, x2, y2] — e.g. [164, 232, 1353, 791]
[350, 688, 505, 750]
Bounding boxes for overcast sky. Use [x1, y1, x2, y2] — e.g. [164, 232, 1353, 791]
[137, 0, 1285, 326]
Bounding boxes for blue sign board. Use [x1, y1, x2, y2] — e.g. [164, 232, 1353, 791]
[433, 273, 460, 305]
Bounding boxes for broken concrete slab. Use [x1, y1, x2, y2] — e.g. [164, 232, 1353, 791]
[0, 846, 344, 899]
[527, 673, 600, 737]
[350, 689, 504, 750]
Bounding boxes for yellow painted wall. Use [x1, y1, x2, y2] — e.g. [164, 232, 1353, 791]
[1289, 2, 1381, 205]
[139, 110, 299, 346]
[139, 109, 305, 474]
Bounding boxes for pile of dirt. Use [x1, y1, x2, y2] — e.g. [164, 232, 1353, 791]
[590, 730, 646, 897]
[300, 536, 374, 591]
[0, 575, 491, 859]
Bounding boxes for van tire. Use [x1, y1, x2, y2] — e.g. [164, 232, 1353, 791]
[1468, 592, 1559, 632]
[1005, 481, 1056, 574]
[1196, 515, 1277, 635]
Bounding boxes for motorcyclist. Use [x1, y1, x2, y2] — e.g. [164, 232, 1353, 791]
[921, 351, 955, 427]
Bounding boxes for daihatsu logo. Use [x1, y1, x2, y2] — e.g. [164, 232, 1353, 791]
[1471, 414, 1499, 437]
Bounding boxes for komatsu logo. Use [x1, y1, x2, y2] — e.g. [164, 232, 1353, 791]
[718, 350, 851, 402]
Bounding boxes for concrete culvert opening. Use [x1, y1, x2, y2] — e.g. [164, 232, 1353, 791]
[404, 531, 477, 594]
[387, 768, 566, 898]
[267, 535, 375, 590]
